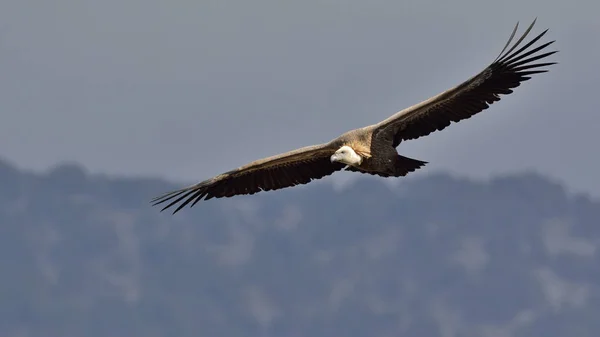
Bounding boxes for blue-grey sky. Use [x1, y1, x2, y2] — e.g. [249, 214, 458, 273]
[1, 0, 598, 196]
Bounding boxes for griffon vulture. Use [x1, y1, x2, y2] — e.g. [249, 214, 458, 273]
[152, 19, 557, 214]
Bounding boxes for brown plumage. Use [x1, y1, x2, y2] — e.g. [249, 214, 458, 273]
[152, 19, 557, 214]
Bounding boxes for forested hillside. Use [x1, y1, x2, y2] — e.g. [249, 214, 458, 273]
[1, 158, 598, 337]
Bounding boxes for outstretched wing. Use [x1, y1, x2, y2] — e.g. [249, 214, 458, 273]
[151, 142, 345, 214]
[374, 19, 558, 147]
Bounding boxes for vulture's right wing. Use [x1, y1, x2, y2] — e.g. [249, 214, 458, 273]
[151, 142, 345, 213]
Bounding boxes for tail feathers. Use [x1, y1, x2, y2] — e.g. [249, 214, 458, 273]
[345, 154, 427, 177]
[394, 154, 427, 176]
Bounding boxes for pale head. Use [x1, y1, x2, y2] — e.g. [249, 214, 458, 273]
[330, 145, 363, 166]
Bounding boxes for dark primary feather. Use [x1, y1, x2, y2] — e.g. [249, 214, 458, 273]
[375, 19, 558, 147]
[151, 149, 346, 214]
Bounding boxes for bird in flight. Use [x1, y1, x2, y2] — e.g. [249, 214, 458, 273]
[152, 19, 557, 214]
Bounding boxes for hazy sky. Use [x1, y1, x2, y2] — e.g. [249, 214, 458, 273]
[1, 0, 599, 196]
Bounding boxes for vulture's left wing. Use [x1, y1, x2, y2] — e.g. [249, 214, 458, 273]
[374, 19, 557, 147]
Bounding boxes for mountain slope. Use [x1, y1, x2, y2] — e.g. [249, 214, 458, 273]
[0, 158, 598, 337]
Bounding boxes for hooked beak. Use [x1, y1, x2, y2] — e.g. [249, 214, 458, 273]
[330, 154, 339, 163]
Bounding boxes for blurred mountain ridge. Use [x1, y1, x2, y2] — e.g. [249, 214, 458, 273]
[0, 156, 598, 337]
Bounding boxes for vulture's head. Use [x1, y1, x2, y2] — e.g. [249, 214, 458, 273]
[330, 145, 363, 166]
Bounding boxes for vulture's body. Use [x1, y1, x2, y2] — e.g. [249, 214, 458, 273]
[152, 19, 558, 214]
